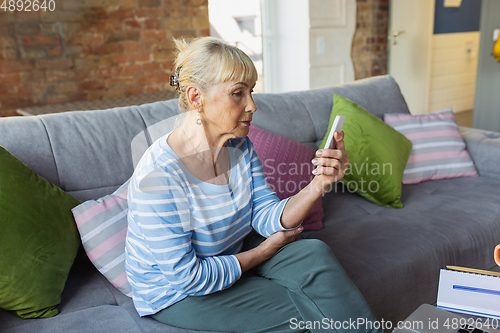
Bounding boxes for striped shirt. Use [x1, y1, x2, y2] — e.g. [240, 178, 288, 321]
[125, 130, 292, 317]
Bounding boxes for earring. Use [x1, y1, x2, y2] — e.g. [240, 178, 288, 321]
[196, 112, 202, 125]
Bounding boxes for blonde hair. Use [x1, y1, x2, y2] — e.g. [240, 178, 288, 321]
[172, 37, 258, 111]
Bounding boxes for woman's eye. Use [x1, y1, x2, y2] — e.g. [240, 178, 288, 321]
[233, 91, 242, 96]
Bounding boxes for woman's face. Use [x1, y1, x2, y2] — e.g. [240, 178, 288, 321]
[201, 79, 257, 140]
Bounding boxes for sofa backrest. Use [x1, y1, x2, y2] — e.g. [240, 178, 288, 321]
[0, 75, 409, 202]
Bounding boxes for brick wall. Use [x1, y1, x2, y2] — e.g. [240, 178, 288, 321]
[351, 0, 389, 80]
[0, 0, 209, 117]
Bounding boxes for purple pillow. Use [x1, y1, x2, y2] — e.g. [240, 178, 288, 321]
[248, 125, 324, 231]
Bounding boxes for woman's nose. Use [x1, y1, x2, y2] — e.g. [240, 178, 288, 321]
[246, 97, 257, 112]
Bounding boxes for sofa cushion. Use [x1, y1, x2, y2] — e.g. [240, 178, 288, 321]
[3, 305, 143, 333]
[318, 95, 412, 208]
[248, 125, 324, 230]
[384, 109, 478, 184]
[303, 176, 500, 326]
[71, 179, 132, 297]
[0, 146, 82, 319]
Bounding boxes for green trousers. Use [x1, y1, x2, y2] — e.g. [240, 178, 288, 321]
[152, 232, 383, 333]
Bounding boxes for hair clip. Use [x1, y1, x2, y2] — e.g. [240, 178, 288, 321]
[169, 67, 182, 91]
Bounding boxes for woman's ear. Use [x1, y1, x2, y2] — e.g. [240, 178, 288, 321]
[186, 86, 202, 110]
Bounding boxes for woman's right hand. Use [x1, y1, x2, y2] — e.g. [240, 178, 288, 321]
[258, 227, 304, 260]
[235, 227, 303, 273]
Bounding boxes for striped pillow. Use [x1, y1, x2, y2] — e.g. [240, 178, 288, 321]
[384, 108, 478, 184]
[71, 179, 131, 297]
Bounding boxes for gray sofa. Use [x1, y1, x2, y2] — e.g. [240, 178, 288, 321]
[1, 75, 500, 333]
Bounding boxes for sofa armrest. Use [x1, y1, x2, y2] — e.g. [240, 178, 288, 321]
[459, 126, 500, 180]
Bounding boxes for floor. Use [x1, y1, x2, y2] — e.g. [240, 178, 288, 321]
[455, 110, 473, 128]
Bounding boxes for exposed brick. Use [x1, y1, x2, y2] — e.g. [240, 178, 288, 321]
[124, 19, 142, 29]
[108, 31, 140, 42]
[164, 7, 180, 18]
[15, 85, 32, 96]
[0, 37, 17, 49]
[48, 46, 62, 56]
[36, 58, 73, 70]
[184, 0, 207, 6]
[121, 64, 142, 76]
[126, 86, 142, 96]
[152, 50, 176, 61]
[352, 0, 388, 80]
[40, 23, 60, 33]
[199, 28, 210, 37]
[142, 62, 160, 73]
[68, 33, 104, 46]
[22, 34, 61, 46]
[0, 21, 14, 35]
[45, 69, 76, 82]
[144, 19, 160, 30]
[0, 109, 21, 117]
[143, 30, 167, 40]
[134, 8, 161, 18]
[20, 48, 46, 60]
[0, 60, 35, 74]
[46, 94, 68, 105]
[88, 42, 125, 56]
[143, 39, 171, 52]
[137, 72, 169, 85]
[172, 29, 196, 39]
[192, 17, 209, 28]
[93, 21, 123, 34]
[145, 85, 161, 93]
[85, 55, 115, 68]
[101, 88, 126, 99]
[0, 86, 12, 95]
[0, 73, 21, 85]
[199, 5, 208, 17]
[79, 80, 105, 91]
[1, 0, 209, 116]
[181, 7, 198, 17]
[67, 92, 88, 102]
[87, 90, 104, 101]
[108, 9, 134, 20]
[105, 77, 136, 88]
[123, 41, 142, 53]
[0, 97, 39, 110]
[65, 45, 83, 56]
[55, 82, 79, 94]
[119, 0, 138, 8]
[20, 70, 45, 82]
[160, 61, 174, 71]
[138, 0, 160, 7]
[94, 67, 114, 78]
[114, 52, 150, 64]
[16, 23, 40, 35]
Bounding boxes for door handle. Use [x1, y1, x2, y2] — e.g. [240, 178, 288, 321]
[389, 30, 406, 45]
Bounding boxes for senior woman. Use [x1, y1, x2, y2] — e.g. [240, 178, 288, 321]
[125, 37, 381, 333]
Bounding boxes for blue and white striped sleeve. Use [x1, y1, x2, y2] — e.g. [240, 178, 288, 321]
[128, 164, 242, 296]
[247, 138, 293, 237]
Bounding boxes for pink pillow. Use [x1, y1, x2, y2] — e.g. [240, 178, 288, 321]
[248, 125, 324, 231]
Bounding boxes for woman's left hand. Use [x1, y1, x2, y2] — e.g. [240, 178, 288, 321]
[311, 130, 349, 196]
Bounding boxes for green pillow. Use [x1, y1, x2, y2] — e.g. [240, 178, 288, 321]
[0, 146, 82, 318]
[317, 95, 412, 208]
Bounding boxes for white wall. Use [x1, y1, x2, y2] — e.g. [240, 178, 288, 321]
[309, 0, 356, 89]
[209, 0, 265, 92]
[262, 0, 356, 93]
[262, 0, 310, 93]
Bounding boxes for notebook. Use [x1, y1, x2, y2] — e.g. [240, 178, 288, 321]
[437, 269, 500, 319]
